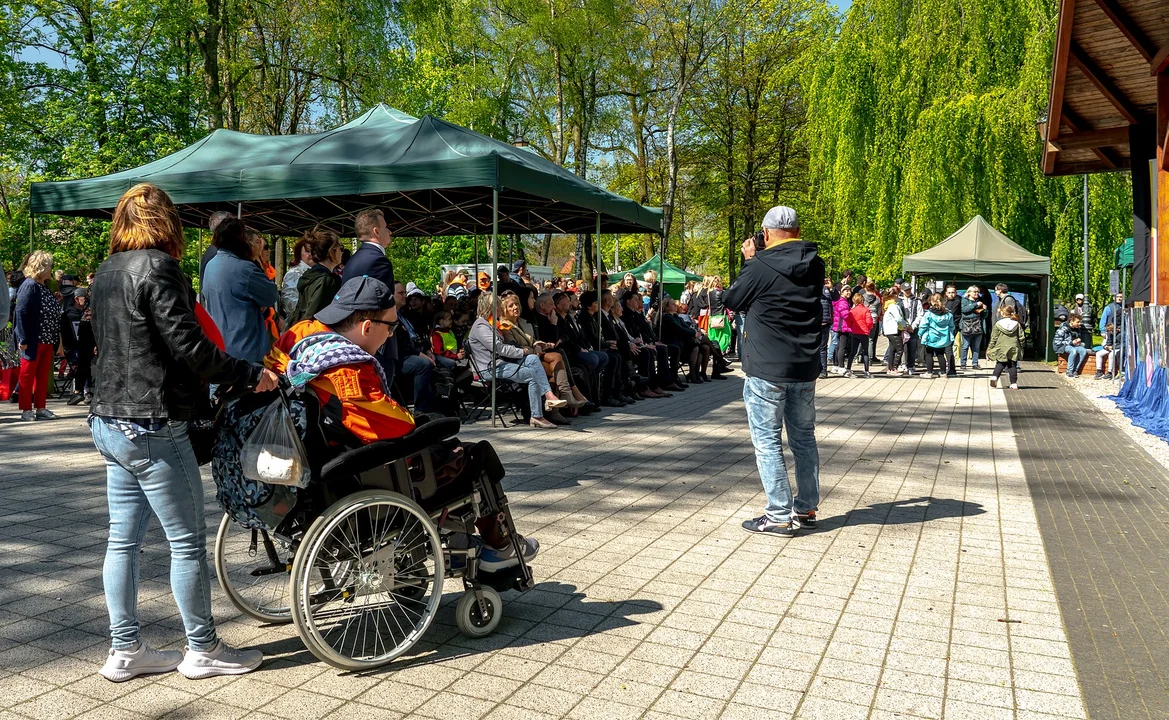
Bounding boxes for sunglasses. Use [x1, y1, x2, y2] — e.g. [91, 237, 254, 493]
[369, 319, 399, 332]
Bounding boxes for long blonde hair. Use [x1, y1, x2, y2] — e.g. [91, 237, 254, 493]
[109, 183, 184, 259]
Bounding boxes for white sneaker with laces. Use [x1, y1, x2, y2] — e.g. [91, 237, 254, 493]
[99, 642, 183, 682]
[35, 408, 56, 420]
[177, 641, 263, 679]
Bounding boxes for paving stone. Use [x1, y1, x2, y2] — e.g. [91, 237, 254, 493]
[0, 371, 1101, 719]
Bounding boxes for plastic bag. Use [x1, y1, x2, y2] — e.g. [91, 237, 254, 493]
[240, 397, 312, 489]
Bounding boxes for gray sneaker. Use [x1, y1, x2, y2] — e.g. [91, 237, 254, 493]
[177, 641, 263, 679]
[35, 408, 57, 420]
[19, 410, 36, 422]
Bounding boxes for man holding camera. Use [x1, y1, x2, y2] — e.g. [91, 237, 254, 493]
[725, 206, 825, 537]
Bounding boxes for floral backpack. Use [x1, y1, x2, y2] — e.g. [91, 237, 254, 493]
[212, 393, 309, 530]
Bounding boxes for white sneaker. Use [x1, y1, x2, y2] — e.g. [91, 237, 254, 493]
[177, 641, 263, 679]
[19, 410, 35, 422]
[35, 408, 56, 420]
[479, 536, 540, 572]
[1009, 383, 1019, 390]
[99, 643, 183, 682]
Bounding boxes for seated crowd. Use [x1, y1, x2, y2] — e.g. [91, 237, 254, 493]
[215, 210, 736, 431]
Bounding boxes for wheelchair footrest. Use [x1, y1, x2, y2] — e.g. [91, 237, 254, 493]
[476, 566, 534, 594]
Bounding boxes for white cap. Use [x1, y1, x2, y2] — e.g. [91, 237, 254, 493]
[1075, 293, 1084, 300]
[761, 206, 799, 230]
[406, 281, 424, 297]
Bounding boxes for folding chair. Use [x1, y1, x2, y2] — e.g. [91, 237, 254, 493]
[462, 352, 526, 426]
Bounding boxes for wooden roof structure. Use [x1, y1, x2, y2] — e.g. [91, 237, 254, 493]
[1041, 0, 1169, 176]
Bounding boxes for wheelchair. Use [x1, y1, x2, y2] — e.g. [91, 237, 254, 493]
[210, 387, 534, 671]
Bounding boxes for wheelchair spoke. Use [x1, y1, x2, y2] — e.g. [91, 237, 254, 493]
[296, 493, 443, 668]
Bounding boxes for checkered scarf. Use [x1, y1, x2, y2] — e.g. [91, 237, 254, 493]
[285, 332, 389, 395]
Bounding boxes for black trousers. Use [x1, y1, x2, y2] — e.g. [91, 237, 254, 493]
[925, 346, 955, 376]
[820, 324, 831, 374]
[885, 334, 903, 371]
[993, 360, 1018, 384]
[845, 334, 869, 373]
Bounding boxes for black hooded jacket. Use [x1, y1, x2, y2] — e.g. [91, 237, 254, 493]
[724, 241, 825, 384]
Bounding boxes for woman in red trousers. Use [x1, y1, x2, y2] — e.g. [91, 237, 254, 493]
[14, 250, 61, 421]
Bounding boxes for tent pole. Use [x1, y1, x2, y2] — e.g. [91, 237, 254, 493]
[658, 232, 665, 339]
[491, 189, 499, 428]
[596, 212, 602, 351]
[237, 203, 241, 219]
[474, 236, 479, 285]
[29, 214, 33, 253]
[1044, 277, 1052, 363]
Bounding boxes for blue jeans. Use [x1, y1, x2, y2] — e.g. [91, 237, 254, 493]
[489, 355, 552, 418]
[434, 355, 457, 370]
[961, 333, 982, 366]
[1066, 345, 1088, 375]
[742, 377, 820, 523]
[91, 417, 217, 651]
[827, 330, 839, 364]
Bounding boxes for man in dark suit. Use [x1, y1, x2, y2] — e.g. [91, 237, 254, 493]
[342, 208, 397, 383]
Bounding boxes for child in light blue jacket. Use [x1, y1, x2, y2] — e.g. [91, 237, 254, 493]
[917, 294, 956, 378]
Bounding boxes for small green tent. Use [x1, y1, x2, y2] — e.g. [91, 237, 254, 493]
[30, 104, 662, 237]
[609, 254, 701, 299]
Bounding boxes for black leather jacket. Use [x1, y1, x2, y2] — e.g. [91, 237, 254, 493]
[91, 249, 261, 420]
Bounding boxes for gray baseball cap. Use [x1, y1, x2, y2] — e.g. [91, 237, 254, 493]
[761, 206, 799, 230]
[315, 275, 395, 325]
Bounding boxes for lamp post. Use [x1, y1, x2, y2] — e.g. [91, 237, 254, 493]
[1083, 174, 1090, 299]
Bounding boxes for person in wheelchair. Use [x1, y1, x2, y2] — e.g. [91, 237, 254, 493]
[261, 276, 538, 572]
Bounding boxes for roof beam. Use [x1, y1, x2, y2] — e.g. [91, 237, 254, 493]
[1053, 159, 1131, 175]
[1059, 106, 1130, 168]
[1044, 0, 1076, 174]
[1053, 126, 1131, 149]
[1089, 0, 1156, 62]
[1069, 41, 1143, 124]
[1152, 45, 1169, 76]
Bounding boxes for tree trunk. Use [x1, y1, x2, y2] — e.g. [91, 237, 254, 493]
[198, 0, 225, 129]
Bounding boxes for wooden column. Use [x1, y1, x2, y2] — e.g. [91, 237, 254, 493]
[1157, 72, 1169, 304]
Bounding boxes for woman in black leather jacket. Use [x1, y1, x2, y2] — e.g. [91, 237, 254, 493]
[89, 183, 278, 683]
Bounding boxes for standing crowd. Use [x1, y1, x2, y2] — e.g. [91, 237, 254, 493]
[820, 277, 1031, 388]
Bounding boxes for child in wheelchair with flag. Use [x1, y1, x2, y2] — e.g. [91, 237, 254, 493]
[212, 276, 537, 669]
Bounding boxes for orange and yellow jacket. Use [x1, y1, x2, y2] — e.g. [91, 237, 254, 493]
[265, 320, 415, 444]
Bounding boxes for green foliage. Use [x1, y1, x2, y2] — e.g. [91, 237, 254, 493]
[802, 0, 1131, 311]
[0, 0, 1136, 320]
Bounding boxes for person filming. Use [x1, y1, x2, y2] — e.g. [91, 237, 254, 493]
[724, 206, 825, 538]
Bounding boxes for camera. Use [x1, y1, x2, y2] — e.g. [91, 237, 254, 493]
[752, 230, 766, 252]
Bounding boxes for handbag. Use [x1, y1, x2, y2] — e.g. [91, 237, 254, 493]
[710, 315, 727, 330]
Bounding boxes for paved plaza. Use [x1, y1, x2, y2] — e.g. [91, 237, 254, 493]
[0, 367, 1149, 719]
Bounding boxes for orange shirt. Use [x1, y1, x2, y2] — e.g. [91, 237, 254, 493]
[265, 320, 415, 444]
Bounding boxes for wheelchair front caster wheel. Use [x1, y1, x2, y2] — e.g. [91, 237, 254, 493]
[456, 587, 502, 638]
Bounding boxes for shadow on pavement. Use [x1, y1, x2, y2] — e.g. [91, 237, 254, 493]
[243, 581, 662, 675]
[812, 496, 984, 532]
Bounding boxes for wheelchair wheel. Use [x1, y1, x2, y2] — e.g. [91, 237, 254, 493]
[214, 514, 293, 624]
[290, 490, 443, 670]
[456, 587, 502, 638]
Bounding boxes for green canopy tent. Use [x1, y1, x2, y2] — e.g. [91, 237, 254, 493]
[29, 104, 662, 238]
[30, 103, 664, 426]
[902, 215, 1053, 360]
[608, 254, 701, 300]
